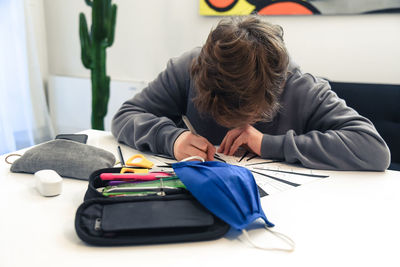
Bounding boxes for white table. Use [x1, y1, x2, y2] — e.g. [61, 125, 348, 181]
[1, 130, 399, 267]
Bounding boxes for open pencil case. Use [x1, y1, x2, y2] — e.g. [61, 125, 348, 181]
[75, 167, 230, 246]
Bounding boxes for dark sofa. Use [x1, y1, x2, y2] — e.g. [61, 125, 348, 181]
[329, 81, 400, 171]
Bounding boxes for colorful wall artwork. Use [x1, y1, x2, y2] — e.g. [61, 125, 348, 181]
[200, 0, 400, 15]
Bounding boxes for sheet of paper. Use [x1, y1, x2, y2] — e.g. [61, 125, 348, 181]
[216, 150, 329, 197]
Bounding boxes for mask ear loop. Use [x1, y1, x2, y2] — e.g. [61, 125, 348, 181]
[242, 225, 296, 252]
[180, 156, 205, 162]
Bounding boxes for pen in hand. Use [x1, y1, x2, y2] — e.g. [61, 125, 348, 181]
[182, 115, 198, 135]
[181, 115, 225, 162]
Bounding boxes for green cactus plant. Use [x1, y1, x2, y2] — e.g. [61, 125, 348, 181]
[79, 0, 117, 130]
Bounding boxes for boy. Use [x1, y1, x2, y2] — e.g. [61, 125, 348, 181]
[112, 16, 390, 171]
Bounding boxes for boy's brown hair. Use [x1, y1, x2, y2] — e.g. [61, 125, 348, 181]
[191, 16, 289, 128]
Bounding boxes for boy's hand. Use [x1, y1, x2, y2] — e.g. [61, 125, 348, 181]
[173, 131, 216, 161]
[218, 125, 262, 156]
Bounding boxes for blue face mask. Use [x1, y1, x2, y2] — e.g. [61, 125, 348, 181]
[172, 161, 274, 230]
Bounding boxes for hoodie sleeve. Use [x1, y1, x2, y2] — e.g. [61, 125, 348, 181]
[261, 71, 390, 171]
[111, 49, 198, 157]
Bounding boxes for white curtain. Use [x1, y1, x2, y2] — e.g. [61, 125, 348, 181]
[0, 0, 53, 155]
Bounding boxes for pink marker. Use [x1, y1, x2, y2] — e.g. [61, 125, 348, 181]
[100, 172, 173, 181]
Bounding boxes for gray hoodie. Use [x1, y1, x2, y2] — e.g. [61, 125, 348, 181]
[112, 48, 390, 171]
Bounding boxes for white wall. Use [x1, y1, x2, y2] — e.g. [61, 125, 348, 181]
[43, 0, 400, 84]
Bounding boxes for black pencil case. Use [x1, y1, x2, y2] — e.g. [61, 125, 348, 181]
[75, 168, 230, 246]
